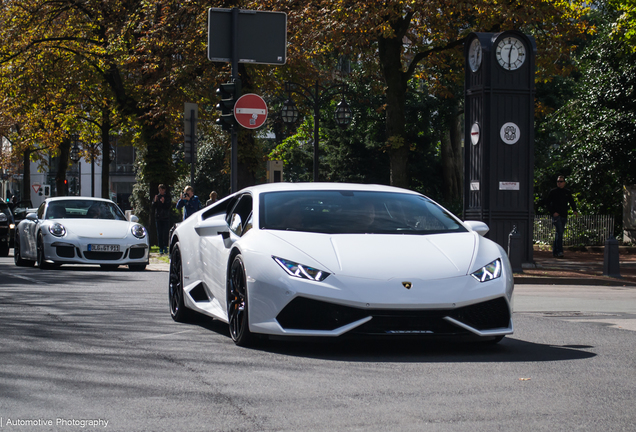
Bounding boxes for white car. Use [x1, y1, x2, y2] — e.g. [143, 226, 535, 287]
[169, 183, 514, 346]
[14, 197, 149, 270]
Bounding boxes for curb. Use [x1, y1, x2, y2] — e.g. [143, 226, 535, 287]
[514, 276, 636, 286]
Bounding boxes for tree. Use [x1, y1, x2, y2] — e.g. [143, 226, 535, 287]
[251, 0, 591, 192]
[542, 10, 636, 230]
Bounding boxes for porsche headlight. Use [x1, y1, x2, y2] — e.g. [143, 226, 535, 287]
[49, 223, 66, 237]
[131, 224, 147, 239]
[273, 256, 330, 282]
[471, 258, 502, 282]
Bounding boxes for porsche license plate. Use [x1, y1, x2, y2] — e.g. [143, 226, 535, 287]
[88, 244, 120, 252]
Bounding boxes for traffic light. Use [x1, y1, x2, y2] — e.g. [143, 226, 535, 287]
[215, 79, 241, 131]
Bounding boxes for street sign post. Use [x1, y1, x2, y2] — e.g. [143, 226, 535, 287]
[208, 7, 286, 193]
[207, 9, 287, 65]
[234, 94, 268, 129]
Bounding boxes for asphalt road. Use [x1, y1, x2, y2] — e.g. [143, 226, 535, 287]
[0, 256, 635, 432]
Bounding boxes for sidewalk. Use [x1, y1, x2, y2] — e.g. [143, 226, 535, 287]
[515, 247, 636, 286]
[147, 252, 170, 272]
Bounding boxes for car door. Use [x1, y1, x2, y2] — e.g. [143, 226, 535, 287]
[202, 194, 253, 312]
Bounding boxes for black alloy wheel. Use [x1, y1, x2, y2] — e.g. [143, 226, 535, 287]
[14, 234, 34, 267]
[227, 254, 253, 346]
[36, 234, 52, 269]
[169, 243, 192, 322]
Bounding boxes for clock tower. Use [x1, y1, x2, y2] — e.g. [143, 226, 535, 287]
[464, 31, 537, 265]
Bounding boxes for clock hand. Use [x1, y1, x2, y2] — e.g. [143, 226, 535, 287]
[508, 42, 512, 70]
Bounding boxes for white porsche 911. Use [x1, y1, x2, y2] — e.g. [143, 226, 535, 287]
[169, 183, 514, 346]
[14, 197, 149, 270]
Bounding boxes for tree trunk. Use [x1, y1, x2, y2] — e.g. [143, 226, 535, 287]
[55, 138, 71, 196]
[22, 149, 32, 202]
[378, 24, 409, 189]
[101, 108, 112, 200]
[441, 100, 463, 205]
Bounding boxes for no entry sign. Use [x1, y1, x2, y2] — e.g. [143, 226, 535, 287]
[234, 94, 268, 129]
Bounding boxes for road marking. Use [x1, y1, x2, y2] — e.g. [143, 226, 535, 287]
[4, 273, 50, 285]
[136, 329, 195, 340]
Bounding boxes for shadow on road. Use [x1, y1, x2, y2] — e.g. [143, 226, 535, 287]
[189, 318, 595, 363]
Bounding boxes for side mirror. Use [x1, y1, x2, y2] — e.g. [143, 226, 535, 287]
[26, 213, 38, 221]
[464, 220, 489, 236]
[129, 215, 139, 223]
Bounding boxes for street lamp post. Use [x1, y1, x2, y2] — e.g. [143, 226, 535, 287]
[280, 81, 352, 181]
[69, 134, 81, 196]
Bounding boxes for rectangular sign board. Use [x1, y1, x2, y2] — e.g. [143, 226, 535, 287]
[208, 8, 287, 65]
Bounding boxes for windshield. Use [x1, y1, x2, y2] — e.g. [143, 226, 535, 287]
[45, 200, 127, 221]
[259, 190, 467, 235]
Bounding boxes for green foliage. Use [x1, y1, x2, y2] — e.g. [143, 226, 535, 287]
[536, 8, 636, 234]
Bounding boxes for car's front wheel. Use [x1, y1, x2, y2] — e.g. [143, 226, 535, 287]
[36, 234, 52, 269]
[227, 254, 254, 346]
[169, 243, 193, 322]
[0, 244, 8, 257]
[14, 234, 34, 267]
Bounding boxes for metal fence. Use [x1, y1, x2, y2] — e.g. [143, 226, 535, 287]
[533, 215, 615, 246]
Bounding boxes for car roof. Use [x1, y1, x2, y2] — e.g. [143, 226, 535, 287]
[45, 197, 116, 204]
[238, 182, 422, 197]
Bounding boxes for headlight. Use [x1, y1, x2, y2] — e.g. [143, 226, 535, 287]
[273, 256, 330, 282]
[471, 258, 502, 282]
[10, 223, 15, 229]
[131, 224, 147, 239]
[48, 223, 66, 237]
[0, 213, 6, 222]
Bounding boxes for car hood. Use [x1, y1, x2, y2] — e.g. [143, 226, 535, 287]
[58, 219, 133, 239]
[266, 231, 478, 280]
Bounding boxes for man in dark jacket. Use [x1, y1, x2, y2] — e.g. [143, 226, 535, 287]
[152, 184, 172, 254]
[546, 175, 578, 258]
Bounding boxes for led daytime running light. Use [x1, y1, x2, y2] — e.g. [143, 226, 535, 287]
[131, 224, 147, 239]
[471, 259, 502, 282]
[273, 256, 330, 282]
[49, 223, 66, 237]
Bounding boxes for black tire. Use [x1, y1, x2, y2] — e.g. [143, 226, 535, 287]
[227, 254, 254, 347]
[14, 234, 35, 267]
[169, 243, 193, 322]
[128, 264, 146, 271]
[36, 234, 52, 269]
[100, 264, 119, 270]
[482, 335, 505, 345]
[0, 245, 9, 257]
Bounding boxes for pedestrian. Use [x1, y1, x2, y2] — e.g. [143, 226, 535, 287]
[176, 185, 201, 220]
[545, 175, 578, 258]
[206, 191, 218, 207]
[8, 195, 17, 211]
[151, 184, 172, 254]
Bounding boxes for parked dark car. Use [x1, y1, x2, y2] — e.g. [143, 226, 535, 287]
[0, 201, 14, 256]
[10, 200, 33, 224]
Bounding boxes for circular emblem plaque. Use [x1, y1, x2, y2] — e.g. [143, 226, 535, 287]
[500, 122, 520, 145]
[470, 122, 480, 145]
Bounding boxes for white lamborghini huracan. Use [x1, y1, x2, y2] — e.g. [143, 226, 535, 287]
[168, 183, 514, 346]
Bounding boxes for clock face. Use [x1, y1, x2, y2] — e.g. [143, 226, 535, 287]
[468, 38, 482, 72]
[496, 36, 526, 71]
